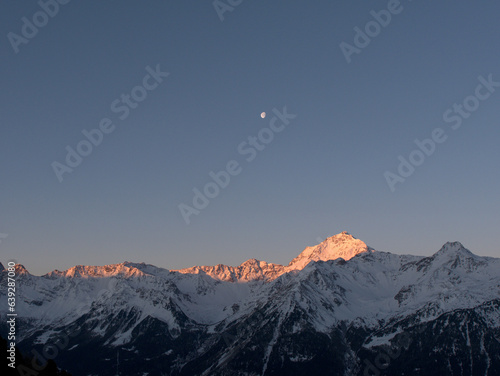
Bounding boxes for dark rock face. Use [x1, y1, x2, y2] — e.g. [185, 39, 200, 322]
[7, 299, 498, 376]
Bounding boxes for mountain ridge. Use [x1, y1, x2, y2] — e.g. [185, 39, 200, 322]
[1, 232, 499, 375]
[17, 231, 377, 281]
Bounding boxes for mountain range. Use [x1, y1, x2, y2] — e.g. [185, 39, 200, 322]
[1, 231, 499, 375]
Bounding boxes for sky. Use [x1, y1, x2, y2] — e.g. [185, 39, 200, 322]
[1, 0, 499, 276]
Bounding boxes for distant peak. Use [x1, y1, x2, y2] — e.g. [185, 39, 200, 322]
[240, 258, 261, 266]
[175, 258, 285, 282]
[288, 232, 374, 270]
[437, 241, 464, 253]
[444, 241, 465, 248]
[427, 241, 488, 273]
[15, 264, 30, 276]
[435, 241, 475, 257]
[46, 262, 147, 279]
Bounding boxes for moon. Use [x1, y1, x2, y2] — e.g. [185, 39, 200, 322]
[261, 112, 266, 119]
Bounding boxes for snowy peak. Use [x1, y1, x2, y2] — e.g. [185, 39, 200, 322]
[175, 258, 285, 282]
[0, 263, 30, 277]
[44, 262, 147, 279]
[435, 241, 470, 255]
[236, 258, 285, 280]
[419, 242, 488, 273]
[14, 264, 30, 276]
[432, 241, 481, 262]
[288, 231, 374, 270]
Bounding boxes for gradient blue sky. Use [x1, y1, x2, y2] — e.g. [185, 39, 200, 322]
[1, 1, 499, 275]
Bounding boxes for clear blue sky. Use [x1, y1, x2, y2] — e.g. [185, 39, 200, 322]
[1, 1, 499, 275]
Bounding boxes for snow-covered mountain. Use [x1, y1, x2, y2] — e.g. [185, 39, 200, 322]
[1, 232, 499, 375]
[287, 231, 374, 270]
